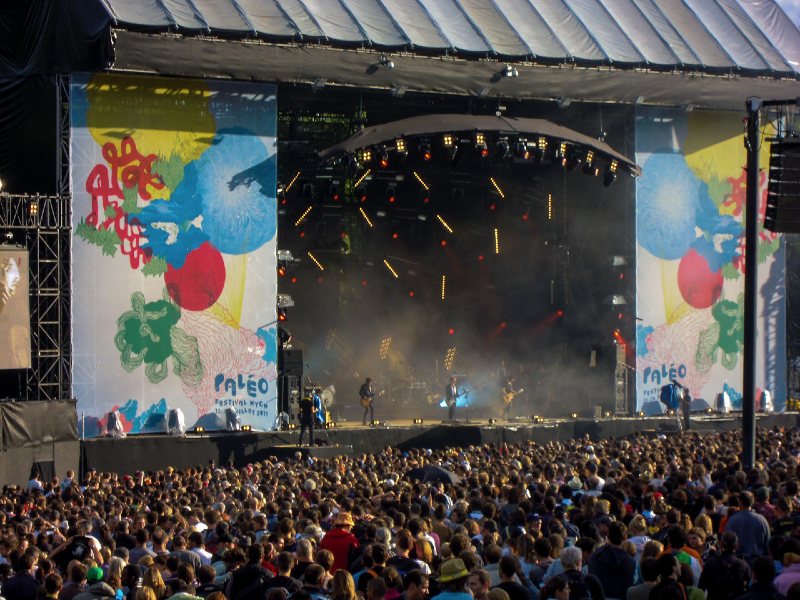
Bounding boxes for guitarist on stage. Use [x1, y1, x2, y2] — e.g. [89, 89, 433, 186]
[445, 376, 459, 421]
[501, 378, 517, 420]
[360, 377, 376, 425]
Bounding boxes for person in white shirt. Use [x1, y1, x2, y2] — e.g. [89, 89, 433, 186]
[27, 472, 42, 492]
[188, 531, 213, 565]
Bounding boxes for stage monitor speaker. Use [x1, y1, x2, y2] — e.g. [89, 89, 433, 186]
[168, 408, 185, 435]
[280, 349, 304, 377]
[225, 407, 241, 431]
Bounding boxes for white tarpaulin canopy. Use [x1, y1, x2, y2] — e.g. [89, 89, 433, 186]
[99, 0, 800, 74]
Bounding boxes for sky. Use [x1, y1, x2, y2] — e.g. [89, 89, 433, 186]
[777, 0, 800, 24]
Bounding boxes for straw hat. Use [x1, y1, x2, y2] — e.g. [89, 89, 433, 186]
[438, 558, 470, 582]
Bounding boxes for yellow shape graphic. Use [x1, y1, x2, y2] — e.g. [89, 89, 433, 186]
[85, 74, 217, 202]
[209, 254, 247, 329]
[661, 258, 692, 325]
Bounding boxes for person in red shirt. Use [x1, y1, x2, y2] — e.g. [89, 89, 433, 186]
[320, 512, 360, 573]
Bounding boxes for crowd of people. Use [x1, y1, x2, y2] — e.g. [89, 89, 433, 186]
[3, 426, 800, 600]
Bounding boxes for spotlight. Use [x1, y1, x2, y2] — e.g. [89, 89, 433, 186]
[604, 411, 611, 418]
[380, 54, 394, 68]
[583, 151, 599, 176]
[242, 425, 252, 432]
[474, 132, 487, 154]
[604, 160, 618, 187]
[515, 138, 529, 159]
[395, 138, 407, 155]
[489, 418, 498, 425]
[443, 134, 454, 147]
[534, 137, 547, 163]
[194, 426, 205, 433]
[637, 411, 645, 417]
[566, 150, 581, 171]
[503, 64, 518, 77]
[372, 420, 381, 426]
[288, 423, 296, 430]
[418, 139, 432, 161]
[278, 327, 292, 345]
[361, 148, 373, 162]
[706, 408, 713, 414]
[414, 418, 423, 425]
[278, 308, 287, 322]
[476, 86, 490, 98]
[347, 154, 359, 178]
[29, 201, 38, 216]
[376, 144, 389, 167]
[571, 413, 578, 419]
[495, 138, 510, 159]
[552, 141, 567, 166]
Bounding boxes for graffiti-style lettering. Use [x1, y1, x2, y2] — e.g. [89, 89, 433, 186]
[247, 375, 257, 398]
[678, 365, 687, 378]
[258, 378, 268, 394]
[225, 378, 236, 396]
[214, 374, 225, 392]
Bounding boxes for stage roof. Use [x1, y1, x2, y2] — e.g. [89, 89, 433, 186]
[101, 0, 800, 74]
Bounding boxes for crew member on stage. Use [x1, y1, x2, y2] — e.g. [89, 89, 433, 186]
[445, 376, 458, 421]
[298, 394, 315, 447]
[360, 377, 376, 425]
[501, 378, 516, 421]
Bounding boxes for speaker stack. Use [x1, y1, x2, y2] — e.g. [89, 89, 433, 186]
[278, 349, 303, 426]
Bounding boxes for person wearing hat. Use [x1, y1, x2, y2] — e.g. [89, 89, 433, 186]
[72, 566, 114, 600]
[434, 558, 472, 600]
[319, 512, 360, 573]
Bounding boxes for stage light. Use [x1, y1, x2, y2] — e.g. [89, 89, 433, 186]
[372, 420, 381, 426]
[503, 64, 518, 77]
[347, 155, 359, 178]
[604, 411, 611, 418]
[553, 141, 567, 166]
[418, 139, 432, 160]
[441, 275, 446, 300]
[194, 426, 205, 433]
[489, 418, 498, 425]
[496, 138, 510, 159]
[571, 413, 577, 419]
[534, 137, 547, 163]
[414, 418, 423, 425]
[604, 160, 618, 187]
[476, 86, 490, 97]
[376, 210, 386, 218]
[278, 308, 287, 321]
[289, 423, 296, 430]
[436, 214, 453, 233]
[637, 411, 645, 417]
[515, 138, 529, 159]
[396, 138, 406, 154]
[308, 252, 324, 271]
[278, 266, 286, 276]
[445, 347, 456, 369]
[380, 338, 391, 359]
[558, 310, 563, 316]
[490, 178, 504, 198]
[328, 183, 340, 200]
[359, 207, 373, 227]
[392, 85, 407, 98]
[548, 193, 552, 220]
[557, 97, 571, 108]
[669, 409, 675, 415]
[295, 206, 312, 226]
[443, 134, 454, 147]
[361, 148, 373, 162]
[494, 228, 499, 254]
[706, 407, 713, 414]
[242, 425, 252, 432]
[377, 144, 389, 167]
[278, 327, 292, 345]
[413, 172, 429, 190]
[355, 169, 371, 188]
[384, 259, 398, 278]
[448, 328, 454, 334]
[566, 150, 581, 171]
[475, 132, 487, 155]
[286, 171, 301, 192]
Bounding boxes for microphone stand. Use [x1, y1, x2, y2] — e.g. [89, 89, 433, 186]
[463, 387, 472, 424]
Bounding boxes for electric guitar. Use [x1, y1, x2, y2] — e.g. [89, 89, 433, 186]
[503, 388, 524, 404]
[360, 390, 384, 407]
[446, 388, 469, 408]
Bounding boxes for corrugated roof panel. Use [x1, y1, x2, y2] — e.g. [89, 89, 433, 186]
[296, 0, 366, 40]
[491, 0, 568, 58]
[527, 0, 606, 60]
[715, 0, 791, 72]
[234, 0, 299, 37]
[597, 0, 679, 65]
[683, 0, 765, 69]
[273, 0, 327, 37]
[106, 0, 179, 26]
[630, 0, 698, 65]
[337, 0, 408, 45]
[737, 0, 800, 73]
[378, 0, 450, 48]
[655, 0, 734, 67]
[416, 0, 491, 52]
[562, 0, 643, 63]
[186, 0, 251, 30]
[455, 0, 530, 55]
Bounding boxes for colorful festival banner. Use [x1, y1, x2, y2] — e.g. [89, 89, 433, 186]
[71, 74, 278, 434]
[636, 108, 786, 412]
[0, 249, 30, 370]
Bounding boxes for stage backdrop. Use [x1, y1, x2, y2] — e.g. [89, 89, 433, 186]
[71, 74, 278, 434]
[635, 108, 786, 412]
[0, 248, 30, 370]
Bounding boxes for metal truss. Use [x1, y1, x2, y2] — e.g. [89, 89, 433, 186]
[57, 75, 72, 197]
[788, 236, 800, 400]
[0, 194, 71, 401]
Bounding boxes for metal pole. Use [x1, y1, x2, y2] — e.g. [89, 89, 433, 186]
[742, 100, 761, 468]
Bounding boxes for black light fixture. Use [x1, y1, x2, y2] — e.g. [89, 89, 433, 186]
[414, 418, 423, 425]
[566, 149, 581, 171]
[604, 160, 618, 187]
[474, 132, 488, 156]
[515, 138, 529, 160]
[533, 137, 546, 163]
[376, 144, 389, 167]
[583, 151, 599, 176]
[347, 154, 359, 178]
[495, 138, 510, 159]
[418, 139, 432, 161]
[278, 327, 292, 345]
[552, 141, 568, 167]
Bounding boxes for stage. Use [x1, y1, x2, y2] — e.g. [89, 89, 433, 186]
[80, 412, 798, 475]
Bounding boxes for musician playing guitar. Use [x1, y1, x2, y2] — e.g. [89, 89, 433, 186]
[360, 377, 376, 425]
[501, 378, 522, 421]
[445, 376, 459, 421]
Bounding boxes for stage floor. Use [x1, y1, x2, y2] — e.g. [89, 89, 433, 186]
[80, 412, 798, 475]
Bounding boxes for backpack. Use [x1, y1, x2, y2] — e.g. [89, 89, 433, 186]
[715, 558, 748, 600]
[564, 571, 591, 600]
